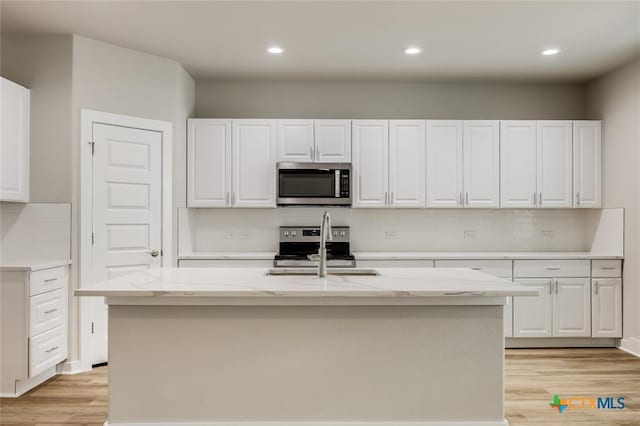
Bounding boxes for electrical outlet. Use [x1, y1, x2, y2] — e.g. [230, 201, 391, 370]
[464, 230, 477, 239]
[541, 230, 554, 239]
[239, 231, 251, 240]
[385, 231, 398, 239]
[224, 231, 234, 240]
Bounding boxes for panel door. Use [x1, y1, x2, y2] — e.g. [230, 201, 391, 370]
[592, 278, 622, 338]
[352, 120, 389, 208]
[513, 279, 553, 337]
[537, 121, 573, 208]
[553, 278, 591, 337]
[573, 121, 602, 208]
[500, 121, 536, 208]
[92, 123, 163, 364]
[463, 121, 500, 208]
[426, 120, 463, 208]
[232, 119, 277, 208]
[389, 120, 426, 208]
[315, 120, 351, 162]
[0, 77, 30, 202]
[277, 119, 314, 162]
[187, 119, 232, 207]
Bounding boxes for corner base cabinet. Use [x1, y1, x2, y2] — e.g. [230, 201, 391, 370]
[0, 265, 69, 397]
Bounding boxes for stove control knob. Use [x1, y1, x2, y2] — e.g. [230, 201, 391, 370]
[333, 231, 338, 236]
[340, 231, 346, 236]
[284, 231, 289, 237]
[291, 231, 297, 236]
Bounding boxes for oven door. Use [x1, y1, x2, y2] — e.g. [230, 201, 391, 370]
[277, 163, 351, 205]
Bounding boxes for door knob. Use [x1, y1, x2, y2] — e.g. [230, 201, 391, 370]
[150, 250, 160, 257]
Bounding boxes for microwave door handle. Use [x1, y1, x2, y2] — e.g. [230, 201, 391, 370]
[335, 170, 340, 197]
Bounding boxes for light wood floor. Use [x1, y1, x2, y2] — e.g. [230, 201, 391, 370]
[1, 348, 639, 425]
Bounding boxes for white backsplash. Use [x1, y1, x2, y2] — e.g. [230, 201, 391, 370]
[179, 207, 606, 254]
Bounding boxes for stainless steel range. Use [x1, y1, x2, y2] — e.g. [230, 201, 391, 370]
[273, 226, 355, 268]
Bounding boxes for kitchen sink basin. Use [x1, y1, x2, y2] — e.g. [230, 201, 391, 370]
[265, 268, 379, 277]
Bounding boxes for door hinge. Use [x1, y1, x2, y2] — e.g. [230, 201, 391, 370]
[88, 140, 95, 155]
[91, 322, 94, 334]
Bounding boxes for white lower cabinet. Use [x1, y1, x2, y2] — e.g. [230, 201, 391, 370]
[592, 278, 622, 338]
[513, 279, 554, 337]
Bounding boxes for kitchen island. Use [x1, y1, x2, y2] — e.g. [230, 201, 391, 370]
[76, 267, 537, 426]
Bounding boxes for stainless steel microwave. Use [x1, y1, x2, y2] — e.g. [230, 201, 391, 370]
[277, 162, 351, 206]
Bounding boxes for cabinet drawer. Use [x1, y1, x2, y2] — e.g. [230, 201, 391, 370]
[30, 288, 66, 337]
[592, 260, 622, 278]
[435, 260, 512, 278]
[30, 266, 67, 296]
[513, 260, 590, 278]
[29, 325, 67, 378]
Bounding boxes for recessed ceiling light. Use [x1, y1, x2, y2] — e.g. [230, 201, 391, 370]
[404, 46, 423, 55]
[267, 46, 284, 54]
[541, 48, 561, 56]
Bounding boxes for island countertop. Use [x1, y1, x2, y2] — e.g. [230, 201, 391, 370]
[75, 267, 537, 305]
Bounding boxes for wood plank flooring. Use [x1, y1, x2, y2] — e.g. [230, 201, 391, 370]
[1, 348, 638, 425]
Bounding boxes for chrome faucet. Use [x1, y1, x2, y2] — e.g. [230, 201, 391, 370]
[308, 211, 332, 277]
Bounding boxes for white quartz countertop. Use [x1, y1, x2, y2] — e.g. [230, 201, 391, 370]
[0, 259, 71, 272]
[75, 267, 537, 302]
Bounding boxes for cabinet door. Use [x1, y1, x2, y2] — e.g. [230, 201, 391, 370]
[537, 121, 573, 208]
[573, 121, 602, 208]
[553, 278, 591, 337]
[504, 296, 513, 338]
[426, 120, 463, 208]
[232, 119, 277, 208]
[277, 119, 314, 162]
[513, 279, 553, 337]
[389, 120, 425, 208]
[187, 119, 231, 207]
[352, 120, 389, 208]
[315, 120, 351, 162]
[0, 77, 30, 202]
[463, 121, 499, 208]
[500, 121, 536, 208]
[592, 278, 622, 338]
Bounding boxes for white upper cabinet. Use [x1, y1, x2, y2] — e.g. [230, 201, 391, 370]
[463, 121, 499, 208]
[552, 278, 591, 337]
[573, 121, 602, 208]
[315, 120, 351, 162]
[1, 77, 30, 202]
[537, 121, 573, 208]
[500, 121, 537, 208]
[426, 120, 463, 208]
[352, 120, 389, 208]
[389, 120, 426, 208]
[277, 120, 314, 162]
[187, 119, 232, 208]
[232, 119, 277, 208]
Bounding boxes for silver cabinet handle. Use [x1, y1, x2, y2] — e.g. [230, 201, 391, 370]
[390, 192, 394, 205]
[149, 250, 160, 257]
[576, 192, 580, 206]
[555, 280, 559, 294]
[538, 192, 542, 205]
[226, 192, 230, 205]
[594, 281, 599, 295]
[45, 346, 59, 354]
[601, 267, 617, 270]
[471, 267, 482, 271]
[384, 192, 388, 206]
[316, 146, 320, 160]
[459, 192, 463, 206]
[44, 308, 58, 314]
[548, 281, 553, 295]
[44, 277, 58, 283]
[546, 267, 561, 270]
[465, 192, 469, 205]
[533, 192, 537, 206]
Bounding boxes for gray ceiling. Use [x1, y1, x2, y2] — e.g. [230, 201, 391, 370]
[2, 1, 639, 82]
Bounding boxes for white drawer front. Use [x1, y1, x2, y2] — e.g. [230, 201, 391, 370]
[513, 260, 590, 278]
[30, 288, 66, 337]
[29, 325, 67, 378]
[592, 260, 622, 278]
[357, 259, 435, 268]
[435, 260, 512, 278]
[30, 266, 67, 296]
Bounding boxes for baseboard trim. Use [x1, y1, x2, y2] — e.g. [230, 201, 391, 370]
[57, 359, 92, 375]
[619, 337, 640, 358]
[104, 420, 508, 426]
[506, 337, 618, 348]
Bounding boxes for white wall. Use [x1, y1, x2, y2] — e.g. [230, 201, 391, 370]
[1, 35, 73, 202]
[196, 80, 586, 119]
[587, 56, 640, 355]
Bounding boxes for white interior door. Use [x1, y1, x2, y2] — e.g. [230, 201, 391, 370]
[463, 120, 499, 208]
[500, 121, 537, 208]
[90, 123, 163, 365]
[389, 120, 426, 208]
[426, 120, 463, 208]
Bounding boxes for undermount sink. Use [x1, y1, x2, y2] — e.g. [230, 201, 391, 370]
[265, 268, 380, 277]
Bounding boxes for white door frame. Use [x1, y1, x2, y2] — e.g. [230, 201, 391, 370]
[79, 109, 172, 369]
